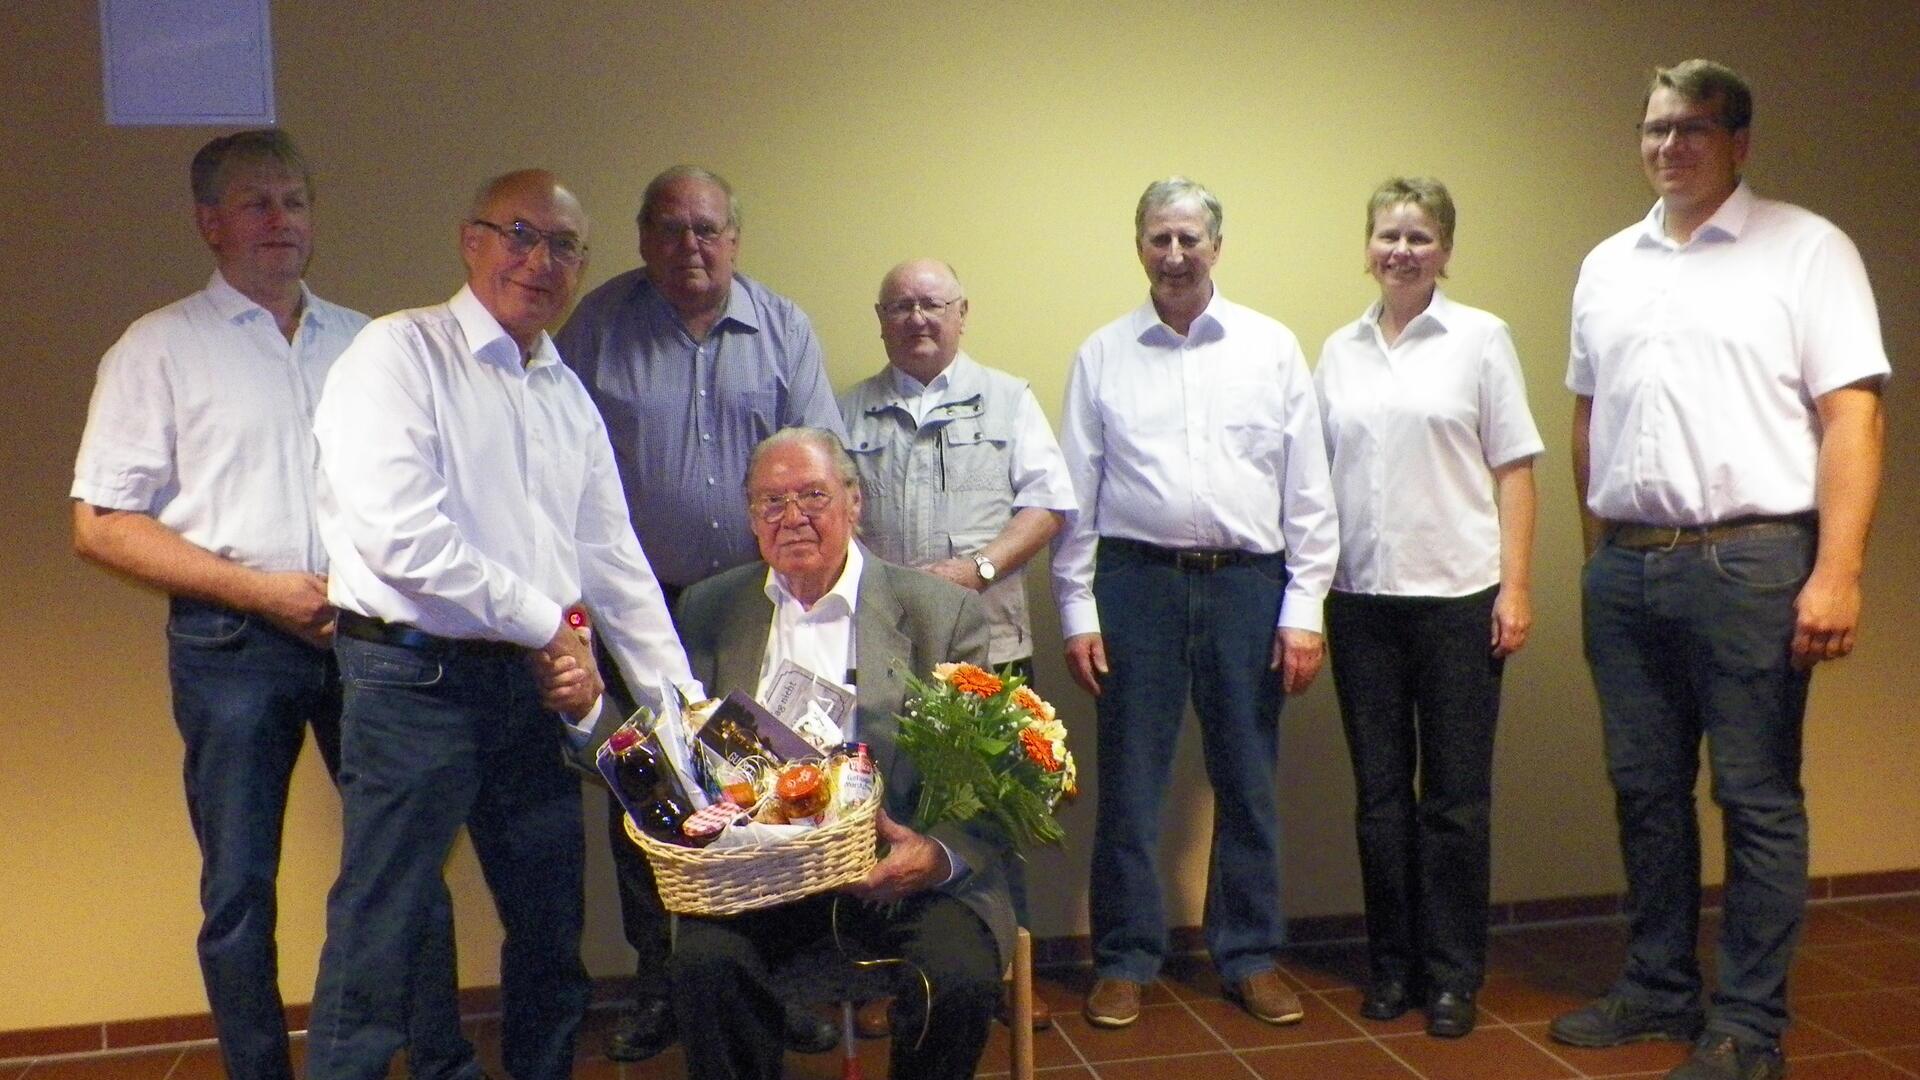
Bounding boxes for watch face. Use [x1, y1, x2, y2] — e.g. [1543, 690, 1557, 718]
[973, 554, 997, 581]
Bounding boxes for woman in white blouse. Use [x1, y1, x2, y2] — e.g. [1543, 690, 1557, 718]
[1314, 177, 1542, 1040]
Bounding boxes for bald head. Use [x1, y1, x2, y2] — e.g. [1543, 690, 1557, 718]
[460, 169, 589, 353]
[875, 258, 968, 382]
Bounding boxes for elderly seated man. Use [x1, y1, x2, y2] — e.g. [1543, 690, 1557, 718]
[661, 425, 1014, 1080]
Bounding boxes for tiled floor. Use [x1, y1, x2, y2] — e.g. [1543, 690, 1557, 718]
[7, 895, 1918, 1078]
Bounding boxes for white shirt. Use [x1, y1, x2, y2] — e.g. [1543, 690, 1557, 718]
[71, 271, 366, 573]
[887, 356, 1080, 514]
[1051, 292, 1340, 636]
[757, 542, 864, 702]
[1315, 291, 1543, 596]
[314, 285, 693, 695]
[1568, 183, 1890, 526]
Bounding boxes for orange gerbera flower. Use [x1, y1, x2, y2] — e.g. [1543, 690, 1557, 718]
[1013, 686, 1047, 720]
[1019, 727, 1062, 772]
[947, 664, 1004, 698]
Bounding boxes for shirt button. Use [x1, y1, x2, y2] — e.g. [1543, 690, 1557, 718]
[702, 434, 712, 442]
[699, 389, 708, 397]
[711, 521, 720, 529]
[707, 477, 716, 485]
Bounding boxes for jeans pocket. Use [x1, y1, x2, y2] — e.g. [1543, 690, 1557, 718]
[166, 604, 250, 647]
[342, 642, 444, 689]
[1708, 531, 1813, 591]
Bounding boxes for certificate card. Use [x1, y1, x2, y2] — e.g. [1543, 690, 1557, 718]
[101, 0, 275, 125]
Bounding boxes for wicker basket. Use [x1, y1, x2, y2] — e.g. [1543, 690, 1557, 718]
[621, 776, 882, 916]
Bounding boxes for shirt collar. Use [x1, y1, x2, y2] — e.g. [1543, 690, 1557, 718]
[1639, 180, 1754, 248]
[449, 284, 558, 372]
[206, 269, 319, 329]
[887, 350, 977, 399]
[1360, 288, 1455, 339]
[636, 271, 764, 334]
[763, 540, 865, 617]
[1131, 289, 1228, 347]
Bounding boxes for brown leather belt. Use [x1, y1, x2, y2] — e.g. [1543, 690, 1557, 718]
[1606, 514, 1814, 552]
[337, 610, 525, 660]
[1104, 536, 1256, 572]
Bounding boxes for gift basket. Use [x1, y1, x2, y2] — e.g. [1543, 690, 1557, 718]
[604, 680, 882, 916]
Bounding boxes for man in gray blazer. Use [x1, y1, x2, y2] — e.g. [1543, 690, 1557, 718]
[669, 426, 1014, 1080]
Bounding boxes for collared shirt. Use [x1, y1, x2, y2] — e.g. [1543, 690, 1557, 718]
[1568, 183, 1890, 526]
[756, 542, 864, 703]
[1316, 291, 1543, 596]
[556, 269, 847, 588]
[1051, 291, 1340, 636]
[881, 355, 1079, 517]
[71, 271, 366, 573]
[314, 285, 693, 695]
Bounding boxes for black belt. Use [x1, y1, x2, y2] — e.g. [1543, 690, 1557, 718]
[337, 610, 526, 660]
[1607, 513, 1814, 552]
[1104, 537, 1257, 573]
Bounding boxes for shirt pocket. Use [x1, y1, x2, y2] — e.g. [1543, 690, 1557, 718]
[941, 426, 1010, 492]
[1215, 380, 1287, 457]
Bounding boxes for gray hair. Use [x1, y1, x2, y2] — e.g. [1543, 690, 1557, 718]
[746, 427, 861, 495]
[637, 164, 741, 232]
[1648, 59, 1753, 132]
[190, 129, 311, 206]
[1135, 176, 1223, 244]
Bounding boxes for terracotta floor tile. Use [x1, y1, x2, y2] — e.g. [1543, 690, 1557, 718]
[1809, 940, 1920, 989]
[1240, 1039, 1419, 1080]
[1801, 904, 1905, 946]
[1317, 987, 1427, 1037]
[1477, 971, 1616, 1026]
[1839, 897, 1920, 940]
[1782, 1019, 1855, 1058]
[975, 1020, 1084, 1071]
[612, 1044, 688, 1079]
[1051, 1003, 1222, 1063]
[1874, 1044, 1920, 1075]
[1791, 949, 1880, 998]
[1092, 1050, 1253, 1078]
[1784, 1051, 1916, 1079]
[18, 1050, 179, 1079]
[1379, 1026, 1579, 1080]
[164, 1045, 227, 1079]
[1025, 1069, 1097, 1079]
[1511, 1020, 1691, 1077]
[1795, 990, 1920, 1049]
[1274, 942, 1370, 991]
[1183, 995, 1366, 1050]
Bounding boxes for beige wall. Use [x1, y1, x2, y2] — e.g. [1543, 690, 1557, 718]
[4, 0, 1915, 1032]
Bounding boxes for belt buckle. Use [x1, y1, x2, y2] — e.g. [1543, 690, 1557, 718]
[1175, 550, 1225, 572]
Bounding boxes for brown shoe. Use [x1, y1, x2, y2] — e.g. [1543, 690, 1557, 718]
[854, 997, 891, 1039]
[1083, 978, 1142, 1028]
[1228, 969, 1304, 1025]
[997, 986, 1054, 1031]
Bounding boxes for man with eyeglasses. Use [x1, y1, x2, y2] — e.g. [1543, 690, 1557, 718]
[837, 258, 1076, 1035]
[669, 425, 1012, 1080]
[71, 130, 477, 1080]
[1552, 61, 1887, 1080]
[555, 163, 847, 1061]
[306, 169, 695, 1080]
[1052, 176, 1339, 1031]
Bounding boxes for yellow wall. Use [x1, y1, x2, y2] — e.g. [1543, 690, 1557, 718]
[5, 0, 1915, 1032]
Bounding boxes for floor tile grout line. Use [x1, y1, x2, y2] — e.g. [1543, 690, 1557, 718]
[1865, 1047, 1920, 1080]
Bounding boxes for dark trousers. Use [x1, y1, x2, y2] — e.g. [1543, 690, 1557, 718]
[1088, 542, 1289, 983]
[308, 638, 589, 1080]
[1583, 526, 1815, 1046]
[672, 892, 1001, 1080]
[165, 599, 473, 1080]
[1326, 587, 1503, 994]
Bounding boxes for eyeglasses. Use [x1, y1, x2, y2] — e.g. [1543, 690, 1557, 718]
[751, 488, 835, 522]
[645, 218, 732, 247]
[1636, 118, 1728, 143]
[876, 297, 964, 322]
[469, 218, 588, 266]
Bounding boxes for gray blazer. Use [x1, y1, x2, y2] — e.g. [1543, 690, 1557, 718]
[674, 553, 1016, 967]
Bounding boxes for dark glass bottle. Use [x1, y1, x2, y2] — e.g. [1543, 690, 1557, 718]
[608, 727, 694, 845]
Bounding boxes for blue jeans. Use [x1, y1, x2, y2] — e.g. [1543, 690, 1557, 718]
[1583, 526, 1815, 1046]
[1088, 542, 1288, 983]
[307, 637, 589, 1080]
[1327, 588, 1503, 994]
[166, 600, 471, 1080]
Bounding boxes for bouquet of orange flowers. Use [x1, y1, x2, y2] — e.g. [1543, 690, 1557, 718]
[895, 662, 1077, 849]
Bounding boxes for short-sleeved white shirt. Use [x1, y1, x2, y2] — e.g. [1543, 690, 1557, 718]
[1567, 184, 1890, 526]
[1316, 291, 1543, 596]
[70, 271, 367, 573]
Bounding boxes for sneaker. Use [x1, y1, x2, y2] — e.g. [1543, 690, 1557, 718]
[1226, 969, 1305, 1026]
[1550, 995, 1704, 1047]
[1664, 1034, 1786, 1080]
[1083, 978, 1142, 1028]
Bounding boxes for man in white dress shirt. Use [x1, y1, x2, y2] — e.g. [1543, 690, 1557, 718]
[1051, 176, 1339, 1030]
[71, 130, 472, 1080]
[304, 169, 694, 1080]
[1550, 61, 1887, 1080]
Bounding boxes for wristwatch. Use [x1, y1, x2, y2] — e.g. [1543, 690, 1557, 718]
[971, 552, 998, 583]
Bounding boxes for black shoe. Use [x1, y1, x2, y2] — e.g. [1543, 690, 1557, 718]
[1549, 995, 1704, 1048]
[1360, 978, 1413, 1021]
[604, 998, 676, 1062]
[1664, 1034, 1786, 1080]
[784, 1007, 840, 1054]
[1425, 990, 1476, 1038]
